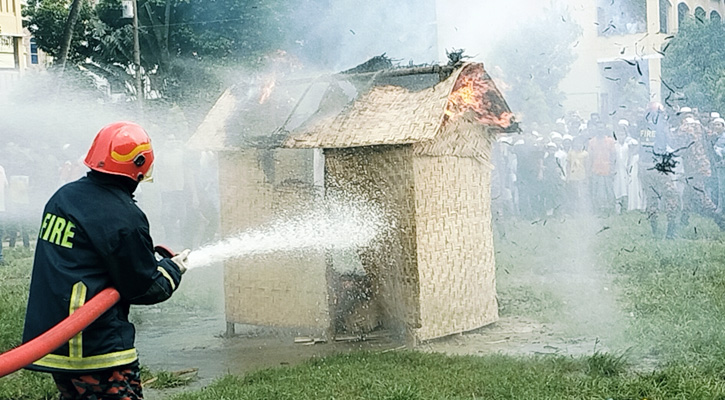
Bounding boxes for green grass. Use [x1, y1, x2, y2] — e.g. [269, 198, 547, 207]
[9, 213, 725, 399]
[140, 366, 197, 389]
[0, 247, 57, 400]
[494, 216, 583, 323]
[586, 351, 628, 377]
[598, 213, 725, 372]
[168, 351, 725, 400]
[166, 213, 725, 399]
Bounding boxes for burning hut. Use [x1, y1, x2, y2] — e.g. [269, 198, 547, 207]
[188, 58, 516, 343]
[286, 62, 515, 342]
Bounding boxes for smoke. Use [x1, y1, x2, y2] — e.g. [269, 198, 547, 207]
[285, 0, 438, 69]
[0, 72, 130, 149]
[436, 0, 549, 62]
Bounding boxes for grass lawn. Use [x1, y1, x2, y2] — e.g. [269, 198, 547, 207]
[169, 351, 725, 400]
[4, 213, 725, 399]
[0, 247, 57, 400]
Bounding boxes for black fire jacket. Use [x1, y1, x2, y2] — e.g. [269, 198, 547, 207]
[22, 171, 182, 373]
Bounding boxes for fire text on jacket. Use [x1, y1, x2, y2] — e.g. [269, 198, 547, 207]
[39, 212, 76, 249]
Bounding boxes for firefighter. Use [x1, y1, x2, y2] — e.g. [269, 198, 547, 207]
[675, 117, 725, 231]
[638, 102, 680, 238]
[22, 121, 190, 400]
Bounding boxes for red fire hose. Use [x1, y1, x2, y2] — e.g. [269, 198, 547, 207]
[0, 287, 121, 378]
[0, 245, 176, 378]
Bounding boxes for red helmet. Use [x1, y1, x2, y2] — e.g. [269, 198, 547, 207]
[84, 121, 155, 182]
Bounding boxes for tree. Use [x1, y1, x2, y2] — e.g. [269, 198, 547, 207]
[56, 0, 84, 68]
[486, 2, 582, 126]
[661, 17, 725, 113]
[23, 0, 95, 62]
[23, 0, 293, 123]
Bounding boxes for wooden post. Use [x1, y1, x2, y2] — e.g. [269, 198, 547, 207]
[225, 321, 235, 337]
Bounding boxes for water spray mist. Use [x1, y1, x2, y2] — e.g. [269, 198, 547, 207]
[185, 196, 387, 271]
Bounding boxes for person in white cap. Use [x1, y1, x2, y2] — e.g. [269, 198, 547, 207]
[678, 106, 693, 117]
[541, 141, 564, 215]
[613, 119, 642, 213]
[566, 135, 590, 215]
[513, 131, 545, 219]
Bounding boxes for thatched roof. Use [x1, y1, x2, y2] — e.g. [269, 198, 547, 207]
[284, 63, 515, 150]
[186, 61, 515, 152]
[283, 74, 459, 149]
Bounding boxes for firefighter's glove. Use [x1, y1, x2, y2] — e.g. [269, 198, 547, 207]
[171, 249, 191, 274]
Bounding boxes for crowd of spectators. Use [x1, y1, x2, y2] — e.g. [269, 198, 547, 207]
[491, 104, 725, 239]
[0, 136, 220, 264]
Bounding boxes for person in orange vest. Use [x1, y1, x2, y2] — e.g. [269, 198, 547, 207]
[587, 123, 616, 216]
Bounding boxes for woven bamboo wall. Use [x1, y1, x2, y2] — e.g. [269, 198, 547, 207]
[219, 150, 329, 330]
[324, 139, 498, 342]
[324, 146, 420, 336]
[411, 153, 498, 341]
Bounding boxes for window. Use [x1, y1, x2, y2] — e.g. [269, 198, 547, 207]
[695, 6, 706, 22]
[0, 36, 17, 69]
[678, 2, 690, 27]
[660, 0, 671, 33]
[713, 10, 722, 23]
[30, 38, 38, 65]
[0, 0, 17, 14]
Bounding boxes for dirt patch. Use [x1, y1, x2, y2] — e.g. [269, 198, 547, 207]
[135, 311, 398, 399]
[420, 316, 608, 357]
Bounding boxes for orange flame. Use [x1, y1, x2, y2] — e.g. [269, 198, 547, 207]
[444, 65, 513, 129]
[259, 77, 276, 104]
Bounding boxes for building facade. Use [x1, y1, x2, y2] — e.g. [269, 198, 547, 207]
[0, 0, 24, 89]
[561, 0, 725, 117]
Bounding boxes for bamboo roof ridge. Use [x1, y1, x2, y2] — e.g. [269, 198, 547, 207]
[187, 59, 515, 152]
[284, 62, 515, 150]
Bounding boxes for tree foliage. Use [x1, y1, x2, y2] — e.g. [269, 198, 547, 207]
[487, 2, 582, 125]
[22, 0, 293, 118]
[661, 16, 725, 112]
[22, 0, 95, 62]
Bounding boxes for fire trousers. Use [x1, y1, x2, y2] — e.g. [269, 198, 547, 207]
[51, 362, 143, 400]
